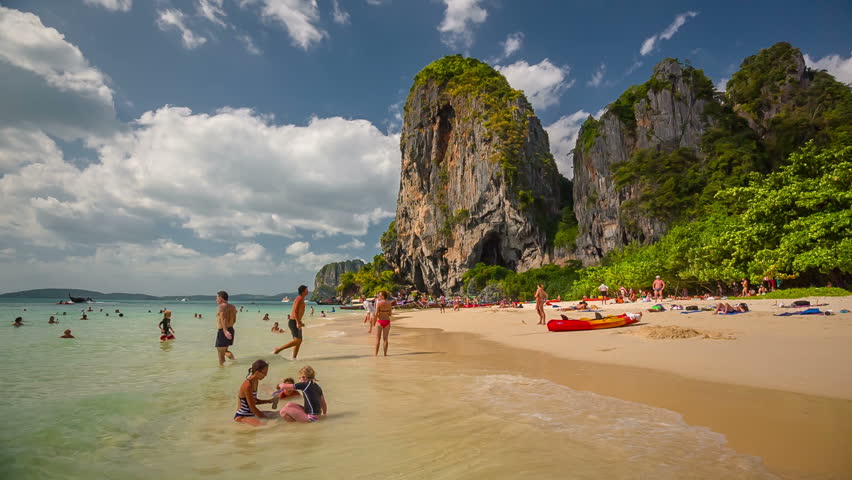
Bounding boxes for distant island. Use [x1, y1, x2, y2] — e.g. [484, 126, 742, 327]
[0, 288, 298, 302]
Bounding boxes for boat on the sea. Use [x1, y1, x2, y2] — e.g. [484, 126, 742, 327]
[546, 314, 639, 332]
[340, 304, 363, 310]
[180, 298, 188, 302]
[315, 298, 337, 305]
[67, 293, 93, 303]
[281, 296, 291, 302]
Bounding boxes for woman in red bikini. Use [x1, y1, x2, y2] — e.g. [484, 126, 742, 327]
[374, 290, 393, 356]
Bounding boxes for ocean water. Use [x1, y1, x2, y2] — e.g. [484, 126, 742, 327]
[0, 299, 777, 479]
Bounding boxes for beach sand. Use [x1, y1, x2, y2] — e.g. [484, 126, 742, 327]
[392, 297, 852, 479]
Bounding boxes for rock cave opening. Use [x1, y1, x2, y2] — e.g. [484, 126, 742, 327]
[479, 233, 509, 269]
[434, 104, 455, 164]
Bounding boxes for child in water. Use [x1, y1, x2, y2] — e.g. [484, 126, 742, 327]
[233, 359, 277, 426]
[158, 310, 175, 341]
[60, 329, 74, 338]
[277, 365, 327, 422]
[270, 377, 297, 409]
[271, 322, 282, 333]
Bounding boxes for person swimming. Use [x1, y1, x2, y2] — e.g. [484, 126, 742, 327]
[262, 313, 270, 321]
[60, 329, 74, 338]
[277, 365, 326, 423]
[271, 322, 282, 333]
[13, 317, 23, 327]
[49, 316, 57, 324]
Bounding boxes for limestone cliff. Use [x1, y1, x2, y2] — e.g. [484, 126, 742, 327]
[385, 56, 564, 294]
[311, 259, 364, 301]
[572, 59, 718, 263]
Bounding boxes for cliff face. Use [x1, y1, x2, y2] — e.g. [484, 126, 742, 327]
[311, 259, 364, 301]
[385, 56, 564, 294]
[572, 59, 718, 263]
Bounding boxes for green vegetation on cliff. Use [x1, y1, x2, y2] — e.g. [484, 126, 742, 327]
[337, 255, 400, 299]
[571, 141, 851, 296]
[409, 55, 537, 185]
[727, 42, 852, 167]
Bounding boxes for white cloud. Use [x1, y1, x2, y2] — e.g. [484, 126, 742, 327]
[242, 0, 325, 50]
[544, 110, 593, 178]
[496, 59, 573, 111]
[625, 60, 643, 76]
[0, 6, 117, 139]
[0, 106, 400, 249]
[437, 0, 487, 50]
[804, 51, 852, 85]
[587, 63, 606, 87]
[365, 0, 388, 5]
[714, 77, 728, 92]
[83, 0, 132, 12]
[283, 240, 351, 272]
[338, 238, 365, 249]
[0, 128, 63, 175]
[238, 34, 262, 55]
[500, 32, 524, 60]
[286, 241, 311, 255]
[331, 0, 350, 25]
[197, 0, 227, 27]
[640, 11, 698, 56]
[156, 9, 207, 49]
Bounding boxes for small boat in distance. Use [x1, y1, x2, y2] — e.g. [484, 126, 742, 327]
[180, 298, 188, 302]
[281, 296, 291, 302]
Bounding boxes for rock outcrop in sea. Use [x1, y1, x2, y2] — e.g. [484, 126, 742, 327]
[384, 56, 566, 294]
[311, 259, 365, 301]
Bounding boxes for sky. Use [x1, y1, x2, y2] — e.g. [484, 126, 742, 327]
[0, 0, 850, 295]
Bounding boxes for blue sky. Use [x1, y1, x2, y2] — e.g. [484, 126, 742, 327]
[0, 0, 850, 295]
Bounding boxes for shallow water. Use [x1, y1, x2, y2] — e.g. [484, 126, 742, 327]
[0, 300, 777, 479]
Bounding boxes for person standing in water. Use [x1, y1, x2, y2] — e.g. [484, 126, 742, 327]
[273, 285, 308, 359]
[535, 284, 547, 325]
[215, 290, 237, 366]
[374, 291, 393, 356]
[159, 310, 176, 341]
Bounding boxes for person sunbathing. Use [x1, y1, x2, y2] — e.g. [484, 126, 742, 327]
[559, 301, 589, 311]
[716, 302, 749, 314]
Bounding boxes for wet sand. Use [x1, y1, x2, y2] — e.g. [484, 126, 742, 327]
[391, 297, 852, 479]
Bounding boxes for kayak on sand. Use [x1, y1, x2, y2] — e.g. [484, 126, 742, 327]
[547, 313, 640, 332]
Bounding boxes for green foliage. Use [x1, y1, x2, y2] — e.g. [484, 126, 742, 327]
[726, 42, 852, 167]
[380, 220, 397, 253]
[612, 147, 705, 223]
[569, 141, 852, 295]
[578, 116, 600, 154]
[440, 208, 470, 236]
[410, 55, 535, 184]
[462, 262, 583, 301]
[553, 207, 579, 249]
[338, 255, 400, 299]
[729, 287, 850, 300]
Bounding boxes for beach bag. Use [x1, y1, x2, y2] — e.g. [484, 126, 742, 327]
[792, 300, 810, 307]
[686, 305, 698, 311]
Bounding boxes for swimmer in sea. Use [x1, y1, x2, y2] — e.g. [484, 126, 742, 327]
[262, 313, 270, 321]
[277, 365, 326, 423]
[49, 316, 57, 324]
[271, 322, 282, 333]
[233, 359, 277, 426]
[60, 329, 74, 338]
[159, 310, 176, 341]
[80, 314, 88, 320]
[374, 290, 393, 356]
[13, 317, 23, 327]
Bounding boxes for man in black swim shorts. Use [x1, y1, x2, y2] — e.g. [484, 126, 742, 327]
[273, 285, 308, 359]
[215, 290, 237, 365]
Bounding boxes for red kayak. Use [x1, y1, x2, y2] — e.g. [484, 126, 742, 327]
[547, 314, 639, 332]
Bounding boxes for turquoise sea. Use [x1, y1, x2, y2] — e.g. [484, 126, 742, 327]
[0, 299, 777, 479]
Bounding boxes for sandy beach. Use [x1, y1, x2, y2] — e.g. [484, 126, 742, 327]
[393, 297, 852, 479]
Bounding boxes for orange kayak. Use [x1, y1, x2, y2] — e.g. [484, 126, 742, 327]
[547, 314, 638, 332]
